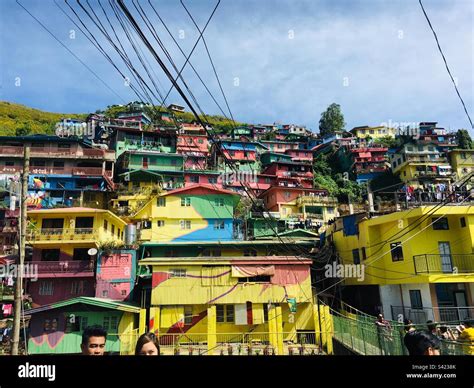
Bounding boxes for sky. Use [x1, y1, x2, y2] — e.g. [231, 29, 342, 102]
[0, 0, 472, 133]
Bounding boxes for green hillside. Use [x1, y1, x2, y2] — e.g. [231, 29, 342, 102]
[0, 101, 87, 136]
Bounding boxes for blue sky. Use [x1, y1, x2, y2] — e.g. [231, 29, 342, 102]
[0, 0, 472, 133]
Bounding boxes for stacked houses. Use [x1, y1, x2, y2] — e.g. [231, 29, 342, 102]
[1, 104, 472, 355]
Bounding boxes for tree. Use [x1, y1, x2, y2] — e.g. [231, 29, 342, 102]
[319, 103, 345, 137]
[456, 129, 473, 149]
[15, 124, 31, 136]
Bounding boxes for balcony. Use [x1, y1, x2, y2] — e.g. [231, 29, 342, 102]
[0, 146, 114, 160]
[413, 254, 474, 274]
[26, 228, 97, 242]
[391, 305, 474, 324]
[32, 260, 94, 277]
[296, 195, 338, 207]
[0, 166, 111, 177]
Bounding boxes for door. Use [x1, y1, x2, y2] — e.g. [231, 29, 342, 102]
[454, 291, 468, 321]
[438, 242, 453, 273]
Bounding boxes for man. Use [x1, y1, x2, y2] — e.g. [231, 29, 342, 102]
[81, 325, 107, 355]
[458, 319, 474, 355]
[407, 331, 441, 355]
[403, 319, 417, 355]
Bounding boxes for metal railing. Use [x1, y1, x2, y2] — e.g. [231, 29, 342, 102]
[390, 305, 474, 324]
[27, 228, 97, 241]
[296, 195, 338, 206]
[32, 260, 94, 275]
[413, 254, 474, 274]
[156, 331, 321, 355]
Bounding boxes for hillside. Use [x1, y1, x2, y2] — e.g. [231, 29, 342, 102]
[0, 101, 245, 136]
[0, 101, 88, 136]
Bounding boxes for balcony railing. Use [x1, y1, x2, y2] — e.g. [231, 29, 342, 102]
[0, 146, 114, 160]
[296, 195, 338, 207]
[391, 305, 474, 324]
[27, 228, 96, 242]
[413, 254, 474, 274]
[33, 260, 94, 276]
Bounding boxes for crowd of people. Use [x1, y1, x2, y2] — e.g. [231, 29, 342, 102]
[398, 184, 474, 204]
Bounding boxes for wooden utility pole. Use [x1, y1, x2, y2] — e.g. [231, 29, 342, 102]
[11, 146, 29, 355]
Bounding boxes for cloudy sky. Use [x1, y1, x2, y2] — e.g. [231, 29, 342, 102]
[0, 0, 472, 133]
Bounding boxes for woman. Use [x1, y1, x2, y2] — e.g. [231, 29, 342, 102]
[135, 332, 161, 356]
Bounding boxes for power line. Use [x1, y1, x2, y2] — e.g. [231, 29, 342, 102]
[418, 0, 473, 130]
[15, 0, 125, 103]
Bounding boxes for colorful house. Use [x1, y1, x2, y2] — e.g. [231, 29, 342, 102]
[329, 206, 474, 323]
[350, 125, 397, 139]
[390, 142, 453, 187]
[257, 186, 338, 233]
[25, 207, 127, 305]
[176, 134, 209, 170]
[132, 184, 241, 243]
[337, 145, 388, 183]
[213, 140, 267, 173]
[140, 253, 317, 354]
[449, 149, 474, 181]
[27, 297, 142, 355]
[0, 135, 115, 209]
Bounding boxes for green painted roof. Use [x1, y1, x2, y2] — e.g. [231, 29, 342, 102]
[26, 297, 141, 315]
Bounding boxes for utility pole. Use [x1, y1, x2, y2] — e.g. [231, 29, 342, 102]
[11, 146, 29, 355]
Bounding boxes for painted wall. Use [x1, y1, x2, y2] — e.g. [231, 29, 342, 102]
[28, 278, 95, 306]
[96, 250, 136, 301]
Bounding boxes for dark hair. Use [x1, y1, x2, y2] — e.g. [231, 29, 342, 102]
[426, 320, 437, 332]
[404, 318, 413, 331]
[135, 332, 161, 355]
[439, 326, 448, 333]
[82, 325, 107, 345]
[464, 319, 474, 328]
[408, 331, 440, 355]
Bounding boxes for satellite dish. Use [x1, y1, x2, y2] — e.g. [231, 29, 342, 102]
[88, 248, 98, 256]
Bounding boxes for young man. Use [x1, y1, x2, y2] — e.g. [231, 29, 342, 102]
[81, 325, 107, 356]
[458, 319, 474, 355]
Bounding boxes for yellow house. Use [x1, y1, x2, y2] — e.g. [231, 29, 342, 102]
[139, 249, 332, 355]
[449, 149, 474, 181]
[25, 207, 128, 305]
[350, 126, 397, 140]
[329, 206, 474, 323]
[390, 142, 453, 187]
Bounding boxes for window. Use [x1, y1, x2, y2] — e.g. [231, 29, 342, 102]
[215, 198, 225, 207]
[103, 220, 108, 231]
[39, 281, 53, 296]
[327, 207, 334, 214]
[460, 217, 466, 228]
[157, 197, 166, 207]
[66, 316, 88, 333]
[390, 242, 404, 261]
[244, 248, 257, 257]
[111, 225, 115, 235]
[214, 221, 225, 230]
[198, 139, 204, 144]
[53, 161, 64, 168]
[73, 248, 90, 261]
[409, 290, 423, 310]
[352, 249, 360, 265]
[226, 305, 235, 323]
[41, 249, 60, 262]
[284, 191, 291, 199]
[5, 161, 15, 167]
[180, 220, 191, 230]
[263, 304, 269, 322]
[361, 247, 367, 261]
[432, 217, 449, 230]
[170, 268, 186, 278]
[157, 220, 165, 227]
[110, 316, 118, 331]
[71, 280, 85, 295]
[216, 305, 234, 323]
[190, 176, 199, 183]
[181, 197, 191, 207]
[201, 248, 221, 257]
[238, 276, 271, 283]
[461, 153, 467, 160]
[216, 305, 225, 323]
[184, 306, 193, 325]
[418, 145, 424, 152]
[407, 146, 413, 152]
[208, 177, 217, 184]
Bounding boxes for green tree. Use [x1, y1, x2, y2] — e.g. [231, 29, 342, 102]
[15, 124, 31, 136]
[319, 103, 345, 137]
[456, 129, 473, 149]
